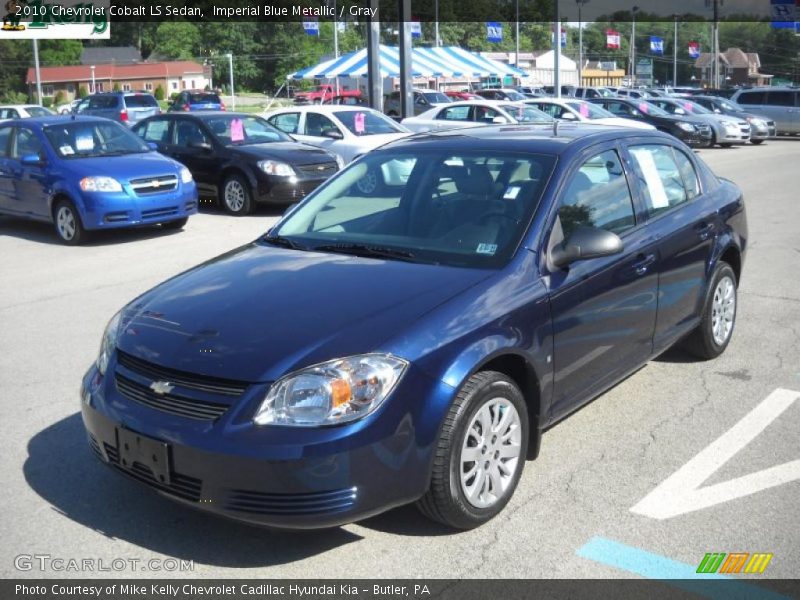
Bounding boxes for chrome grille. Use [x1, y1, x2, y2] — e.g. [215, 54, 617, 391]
[117, 351, 247, 396]
[224, 487, 357, 516]
[130, 174, 178, 195]
[115, 373, 230, 420]
[296, 162, 338, 177]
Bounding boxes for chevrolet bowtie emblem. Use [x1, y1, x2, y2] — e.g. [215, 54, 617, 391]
[150, 380, 174, 395]
[153, 180, 161, 187]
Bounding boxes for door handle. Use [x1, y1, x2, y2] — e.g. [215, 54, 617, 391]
[697, 221, 715, 241]
[632, 253, 657, 276]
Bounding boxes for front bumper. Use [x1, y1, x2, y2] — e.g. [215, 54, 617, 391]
[749, 122, 776, 140]
[78, 182, 198, 230]
[80, 360, 449, 529]
[255, 176, 329, 205]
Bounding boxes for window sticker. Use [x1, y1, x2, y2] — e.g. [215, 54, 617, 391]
[230, 118, 244, 142]
[683, 102, 694, 112]
[354, 112, 366, 134]
[503, 185, 521, 200]
[59, 145, 75, 156]
[638, 102, 649, 114]
[476, 243, 498, 255]
[75, 135, 94, 151]
[631, 148, 669, 209]
[579, 103, 590, 118]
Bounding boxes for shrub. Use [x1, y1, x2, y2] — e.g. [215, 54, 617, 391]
[78, 86, 89, 98]
[54, 90, 67, 105]
[41, 96, 53, 108]
[112, 82, 121, 92]
[154, 84, 165, 100]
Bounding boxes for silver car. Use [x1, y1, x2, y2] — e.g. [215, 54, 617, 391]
[649, 97, 750, 147]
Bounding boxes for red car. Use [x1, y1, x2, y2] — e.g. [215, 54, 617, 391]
[444, 91, 481, 101]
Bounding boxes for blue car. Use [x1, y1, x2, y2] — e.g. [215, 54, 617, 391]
[81, 124, 746, 529]
[0, 116, 197, 244]
[169, 91, 225, 112]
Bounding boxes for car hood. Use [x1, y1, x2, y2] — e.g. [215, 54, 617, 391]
[227, 142, 335, 165]
[61, 152, 182, 179]
[116, 242, 491, 382]
[593, 117, 655, 129]
[345, 132, 409, 149]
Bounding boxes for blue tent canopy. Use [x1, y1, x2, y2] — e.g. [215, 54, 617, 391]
[288, 45, 527, 80]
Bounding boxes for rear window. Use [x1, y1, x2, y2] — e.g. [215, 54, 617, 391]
[736, 91, 765, 105]
[766, 91, 797, 107]
[124, 94, 159, 108]
[189, 93, 221, 104]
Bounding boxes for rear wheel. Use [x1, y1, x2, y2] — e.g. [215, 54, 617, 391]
[685, 262, 737, 360]
[750, 139, 765, 145]
[221, 174, 253, 216]
[53, 199, 87, 245]
[416, 371, 528, 529]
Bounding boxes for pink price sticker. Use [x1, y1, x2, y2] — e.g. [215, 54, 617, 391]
[579, 103, 590, 117]
[354, 112, 366, 134]
[683, 102, 694, 112]
[230, 118, 244, 142]
[638, 102, 649, 114]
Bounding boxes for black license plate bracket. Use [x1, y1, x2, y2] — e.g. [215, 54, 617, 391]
[116, 428, 171, 485]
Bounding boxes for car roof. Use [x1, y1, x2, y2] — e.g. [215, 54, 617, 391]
[379, 123, 669, 155]
[2, 115, 112, 126]
[270, 105, 378, 114]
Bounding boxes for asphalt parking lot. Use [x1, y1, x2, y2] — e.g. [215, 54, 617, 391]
[1, 139, 798, 581]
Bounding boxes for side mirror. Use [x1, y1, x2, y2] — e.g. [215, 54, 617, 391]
[21, 154, 44, 166]
[322, 129, 344, 140]
[189, 140, 212, 151]
[146, 142, 158, 151]
[561, 112, 578, 121]
[492, 116, 508, 124]
[550, 225, 624, 268]
[714, 108, 722, 114]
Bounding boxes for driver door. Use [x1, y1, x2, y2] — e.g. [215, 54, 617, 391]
[293, 111, 342, 150]
[544, 145, 660, 422]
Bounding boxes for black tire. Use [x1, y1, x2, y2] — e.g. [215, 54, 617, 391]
[720, 142, 733, 148]
[161, 217, 188, 230]
[416, 371, 529, 529]
[684, 262, 738, 360]
[220, 173, 254, 216]
[750, 139, 765, 145]
[53, 199, 87, 245]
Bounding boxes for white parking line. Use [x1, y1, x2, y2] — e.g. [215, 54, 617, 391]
[631, 388, 800, 519]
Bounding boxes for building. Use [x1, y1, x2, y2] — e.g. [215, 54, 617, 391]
[80, 46, 142, 65]
[694, 48, 773, 87]
[25, 61, 212, 100]
[480, 51, 578, 86]
[579, 60, 626, 87]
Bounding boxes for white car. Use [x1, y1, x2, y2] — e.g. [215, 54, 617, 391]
[264, 105, 411, 164]
[0, 104, 55, 122]
[401, 100, 553, 133]
[56, 99, 82, 115]
[523, 98, 655, 130]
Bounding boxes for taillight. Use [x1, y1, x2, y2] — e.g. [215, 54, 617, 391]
[120, 109, 128, 122]
[182, 104, 190, 111]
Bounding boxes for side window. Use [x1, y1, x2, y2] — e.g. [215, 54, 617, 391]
[672, 149, 700, 201]
[174, 120, 209, 146]
[558, 149, 636, 237]
[140, 119, 170, 143]
[737, 91, 764, 105]
[766, 91, 794, 107]
[629, 145, 690, 218]
[304, 112, 340, 137]
[437, 106, 470, 121]
[0, 126, 11, 157]
[473, 106, 500, 123]
[537, 104, 561, 118]
[268, 112, 299, 134]
[0, 108, 20, 119]
[11, 128, 44, 159]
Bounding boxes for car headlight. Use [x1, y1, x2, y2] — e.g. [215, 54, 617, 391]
[254, 354, 408, 427]
[677, 122, 695, 132]
[258, 160, 296, 177]
[80, 176, 123, 192]
[179, 167, 193, 183]
[96, 311, 122, 376]
[723, 121, 738, 130]
[747, 117, 764, 127]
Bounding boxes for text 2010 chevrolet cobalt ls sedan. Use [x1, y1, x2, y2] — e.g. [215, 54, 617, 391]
[81, 124, 746, 529]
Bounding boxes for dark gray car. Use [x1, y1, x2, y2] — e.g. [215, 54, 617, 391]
[75, 92, 161, 127]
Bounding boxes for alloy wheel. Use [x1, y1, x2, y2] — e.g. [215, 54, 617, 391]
[224, 180, 246, 212]
[711, 275, 736, 346]
[56, 205, 76, 241]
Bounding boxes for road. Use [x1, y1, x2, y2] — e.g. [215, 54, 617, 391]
[0, 140, 798, 581]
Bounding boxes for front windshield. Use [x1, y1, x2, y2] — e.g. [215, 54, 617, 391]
[716, 99, 744, 113]
[673, 99, 712, 115]
[334, 110, 407, 136]
[26, 106, 53, 117]
[597, 88, 615, 97]
[43, 121, 149, 158]
[500, 104, 552, 122]
[503, 90, 528, 101]
[636, 101, 669, 116]
[566, 101, 615, 119]
[202, 115, 290, 145]
[423, 92, 451, 104]
[274, 150, 556, 268]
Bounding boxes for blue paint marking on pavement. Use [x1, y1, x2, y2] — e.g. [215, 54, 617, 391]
[577, 537, 791, 600]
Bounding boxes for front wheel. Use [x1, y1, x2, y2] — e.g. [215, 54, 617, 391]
[221, 174, 254, 216]
[53, 199, 87, 245]
[684, 262, 737, 360]
[416, 371, 529, 529]
[750, 139, 765, 145]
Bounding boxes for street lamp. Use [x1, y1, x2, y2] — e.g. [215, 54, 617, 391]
[226, 53, 235, 110]
[630, 6, 639, 85]
[576, 0, 590, 87]
[90, 65, 96, 94]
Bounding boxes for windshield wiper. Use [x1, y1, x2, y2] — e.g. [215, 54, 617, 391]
[312, 243, 417, 262]
[262, 234, 308, 251]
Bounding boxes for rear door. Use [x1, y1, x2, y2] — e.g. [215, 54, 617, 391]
[8, 126, 49, 218]
[765, 90, 799, 133]
[0, 125, 13, 211]
[294, 111, 343, 150]
[623, 141, 719, 351]
[545, 145, 659, 421]
[167, 118, 217, 194]
[124, 94, 161, 126]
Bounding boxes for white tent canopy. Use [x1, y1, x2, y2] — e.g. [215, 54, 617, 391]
[288, 45, 528, 80]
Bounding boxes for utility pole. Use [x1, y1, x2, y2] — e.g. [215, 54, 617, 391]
[32, 40, 43, 105]
[515, 0, 520, 73]
[90, 65, 96, 94]
[366, 0, 381, 110]
[630, 6, 639, 85]
[673, 15, 678, 86]
[576, 0, 590, 87]
[554, 0, 561, 97]
[435, 0, 439, 46]
[333, 0, 339, 94]
[227, 53, 235, 110]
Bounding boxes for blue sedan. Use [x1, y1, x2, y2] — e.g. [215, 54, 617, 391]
[0, 116, 197, 244]
[81, 124, 746, 529]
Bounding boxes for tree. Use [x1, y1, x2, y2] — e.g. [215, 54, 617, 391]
[38, 40, 83, 66]
[154, 22, 201, 60]
[78, 86, 89, 98]
[154, 85, 165, 101]
[112, 82, 121, 92]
